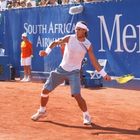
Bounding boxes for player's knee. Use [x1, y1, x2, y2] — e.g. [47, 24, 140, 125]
[73, 93, 81, 99]
[41, 89, 50, 97]
[42, 89, 50, 94]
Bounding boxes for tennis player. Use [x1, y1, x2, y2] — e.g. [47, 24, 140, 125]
[31, 21, 111, 125]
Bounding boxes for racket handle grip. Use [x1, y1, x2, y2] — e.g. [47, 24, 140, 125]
[111, 77, 116, 80]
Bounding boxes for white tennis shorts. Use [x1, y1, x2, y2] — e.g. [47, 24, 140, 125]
[21, 56, 32, 66]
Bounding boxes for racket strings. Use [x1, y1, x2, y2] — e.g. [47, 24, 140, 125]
[115, 74, 134, 84]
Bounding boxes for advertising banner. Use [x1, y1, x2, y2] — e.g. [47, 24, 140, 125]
[0, 0, 140, 79]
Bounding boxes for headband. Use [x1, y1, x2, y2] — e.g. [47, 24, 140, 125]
[75, 22, 89, 32]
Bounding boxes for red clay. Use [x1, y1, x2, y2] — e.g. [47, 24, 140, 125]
[0, 81, 140, 140]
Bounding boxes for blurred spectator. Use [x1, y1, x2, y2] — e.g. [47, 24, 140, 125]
[75, 0, 82, 3]
[61, 0, 69, 5]
[47, 0, 58, 6]
[26, 0, 36, 7]
[38, 0, 48, 6]
[31, 0, 36, 6]
[69, 0, 82, 4]
[84, 0, 111, 2]
[20, 0, 26, 8]
[26, 0, 33, 7]
[2, 0, 116, 10]
[0, 0, 8, 11]
[10, 0, 21, 9]
[7, 1, 12, 9]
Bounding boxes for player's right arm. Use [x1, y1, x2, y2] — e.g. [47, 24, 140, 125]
[39, 36, 70, 57]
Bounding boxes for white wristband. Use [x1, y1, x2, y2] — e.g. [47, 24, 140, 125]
[98, 69, 107, 77]
[45, 47, 52, 55]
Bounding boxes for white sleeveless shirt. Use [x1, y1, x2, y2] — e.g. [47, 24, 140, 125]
[60, 34, 91, 72]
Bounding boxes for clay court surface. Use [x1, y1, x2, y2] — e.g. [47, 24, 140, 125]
[0, 81, 140, 140]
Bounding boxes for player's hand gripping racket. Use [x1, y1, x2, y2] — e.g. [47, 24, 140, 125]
[111, 74, 134, 84]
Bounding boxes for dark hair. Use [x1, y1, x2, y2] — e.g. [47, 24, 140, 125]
[78, 21, 88, 37]
[79, 21, 87, 26]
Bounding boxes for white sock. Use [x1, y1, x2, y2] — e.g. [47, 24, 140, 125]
[24, 75, 27, 79]
[27, 75, 31, 79]
[83, 111, 89, 117]
[39, 106, 46, 112]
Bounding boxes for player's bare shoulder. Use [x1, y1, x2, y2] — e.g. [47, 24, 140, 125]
[60, 35, 71, 43]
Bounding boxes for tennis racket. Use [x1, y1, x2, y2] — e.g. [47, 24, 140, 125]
[69, 5, 84, 15]
[68, 5, 84, 31]
[111, 74, 134, 84]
